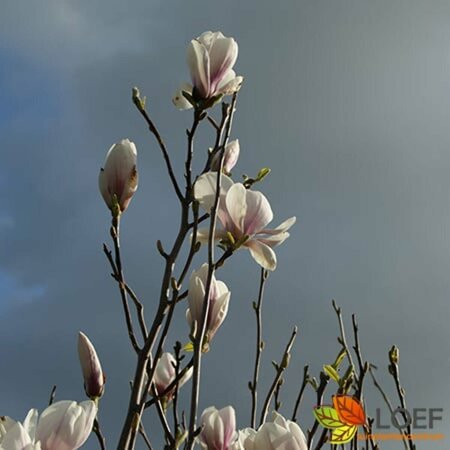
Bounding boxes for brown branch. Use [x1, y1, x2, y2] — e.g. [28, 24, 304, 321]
[259, 327, 298, 425]
[291, 365, 309, 422]
[249, 268, 268, 428]
[48, 385, 57, 406]
[133, 88, 184, 202]
[93, 417, 107, 450]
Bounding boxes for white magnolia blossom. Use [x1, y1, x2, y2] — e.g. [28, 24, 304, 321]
[186, 264, 231, 348]
[0, 401, 97, 450]
[173, 31, 243, 109]
[210, 140, 240, 174]
[198, 406, 238, 450]
[194, 173, 296, 271]
[153, 352, 193, 401]
[98, 139, 138, 213]
[78, 331, 105, 399]
[235, 412, 307, 450]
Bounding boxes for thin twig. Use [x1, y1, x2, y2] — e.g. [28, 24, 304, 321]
[388, 347, 415, 450]
[291, 365, 309, 422]
[186, 95, 238, 450]
[332, 300, 357, 384]
[138, 422, 154, 450]
[133, 91, 184, 202]
[48, 385, 57, 406]
[249, 268, 268, 428]
[93, 417, 107, 450]
[369, 366, 408, 450]
[108, 217, 140, 353]
[307, 372, 330, 448]
[259, 327, 298, 425]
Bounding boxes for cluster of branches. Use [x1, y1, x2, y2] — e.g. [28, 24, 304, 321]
[96, 87, 416, 450]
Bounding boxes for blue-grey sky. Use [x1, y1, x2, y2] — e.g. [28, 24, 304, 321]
[1, 1, 449, 448]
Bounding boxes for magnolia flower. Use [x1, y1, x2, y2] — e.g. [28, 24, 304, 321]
[98, 139, 138, 214]
[194, 173, 296, 271]
[186, 264, 230, 349]
[198, 406, 238, 450]
[235, 412, 307, 450]
[173, 31, 243, 110]
[153, 352, 193, 402]
[0, 401, 97, 450]
[78, 331, 105, 399]
[0, 410, 41, 450]
[210, 140, 240, 174]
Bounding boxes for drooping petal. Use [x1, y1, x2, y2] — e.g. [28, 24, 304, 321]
[187, 39, 210, 98]
[246, 239, 277, 271]
[242, 190, 273, 235]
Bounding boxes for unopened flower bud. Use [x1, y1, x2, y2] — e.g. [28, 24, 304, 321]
[198, 406, 238, 450]
[153, 352, 193, 403]
[78, 332, 105, 399]
[186, 264, 231, 350]
[98, 139, 138, 214]
[210, 140, 240, 174]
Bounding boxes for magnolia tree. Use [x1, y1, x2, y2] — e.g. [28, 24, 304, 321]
[1, 31, 417, 450]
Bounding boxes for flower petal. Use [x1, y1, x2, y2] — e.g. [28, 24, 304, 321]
[261, 217, 296, 235]
[225, 183, 247, 234]
[172, 83, 193, 110]
[209, 37, 238, 94]
[246, 239, 277, 271]
[194, 172, 234, 212]
[243, 190, 273, 235]
[187, 39, 210, 98]
[219, 75, 244, 96]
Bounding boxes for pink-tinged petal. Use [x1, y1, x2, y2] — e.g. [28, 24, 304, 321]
[187, 39, 210, 98]
[225, 183, 247, 235]
[246, 239, 277, 271]
[243, 190, 273, 235]
[210, 140, 240, 174]
[78, 332, 104, 399]
[208, 290, 230, 339]
[194, 172, 234, 211]
[99, 139, 138, 213]
[209, 37, 238, 94]
[187, 273, 206, 325]
[219, 406, 236, 446]
[172, 83, 193, 110]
